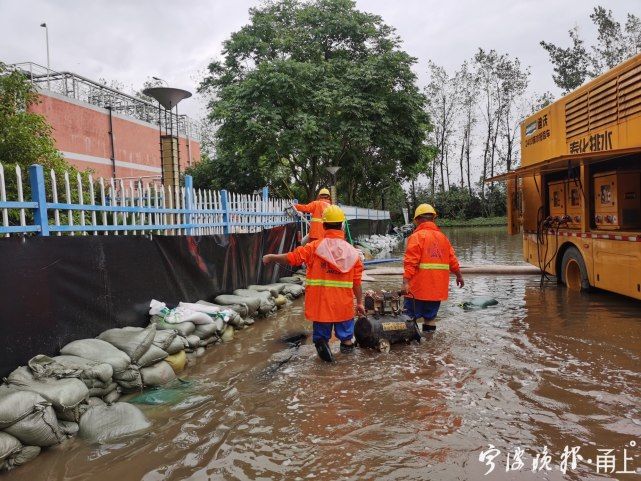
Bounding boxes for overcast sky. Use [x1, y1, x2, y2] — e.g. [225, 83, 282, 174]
[1, 0, 639, 121]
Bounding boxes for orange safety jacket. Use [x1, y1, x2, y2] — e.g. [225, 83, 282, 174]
[403, 222, 460, 301]
[287, 229, 363, 322]
[294, 199, 331, 240]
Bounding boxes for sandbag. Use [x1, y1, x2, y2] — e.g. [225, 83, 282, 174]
[227, 312, 245, 329]
[196, 300, 249, 318]
[0, 432, 21, 463]
[140, 362, 176, 387]
[165, 336, 186, 355]
[149, 300, 213, 325]
[60, 339, 131, 374]
[58, 420, 79, 436]
[461, 296, 499, 309]
[221, 325, 235, 342]
[282, 284, 305, 298]
[136, 345, 168, 368]
[150, 315, 196, 336]
[279, 276, 304, 285]
[87, 397, 106, 407]
[98, 325, 156, 363]
[214, 295, 260, 317]
[88, 382, 118, 398]
[2, 445, 40, 471]
[7, 367, 88, 413]
[193, 323, 218, 340]
[243, 317, 255, 326]
[274, 294, 287, 307]
[78, 403, 150, 444]
[164, 351, 187, 374]
[4, 405, 63, 447]
[34, 355, 113, 387]
[198, 336, 217, 348]
[103, 389, 120, 405]
[186, 335, 201, 349]
[178, 301, 222, 315]
[234, 289, 273, 301]
[113, 366, 143, 393]
[0, 386, 46, 429]
[248, 284, 285, 297]
[152, 330, 177, 352]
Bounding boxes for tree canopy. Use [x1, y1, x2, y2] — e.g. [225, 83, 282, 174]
[197, 0, 432, 203]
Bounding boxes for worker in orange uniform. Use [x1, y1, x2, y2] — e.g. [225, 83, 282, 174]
[402, 204, 464, 333]
[293, 188, 332, 242]
[263, 205, 365, 362]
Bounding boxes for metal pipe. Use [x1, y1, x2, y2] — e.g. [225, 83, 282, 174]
[107, 106, 116, 178]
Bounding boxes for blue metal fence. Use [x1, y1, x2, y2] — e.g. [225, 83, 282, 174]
[0, 163, 292, 236]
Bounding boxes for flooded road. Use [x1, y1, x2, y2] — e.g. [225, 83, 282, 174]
[7, 228, 641, 480]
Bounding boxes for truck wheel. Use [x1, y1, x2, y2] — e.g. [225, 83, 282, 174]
[560, 247, 590, 291]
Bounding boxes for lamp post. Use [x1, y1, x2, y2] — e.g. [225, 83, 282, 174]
[152, 76, 168, 87]
[39, 23, 50, 90]
[326, 166, 341, 204]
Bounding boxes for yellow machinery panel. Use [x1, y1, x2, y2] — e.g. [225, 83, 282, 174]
[565, 181, 583, 228]
[548, 180, 566, 219]
[593, 171, 641, 230]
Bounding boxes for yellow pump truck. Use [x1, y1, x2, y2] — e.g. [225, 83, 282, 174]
[491, 53, 641, 300]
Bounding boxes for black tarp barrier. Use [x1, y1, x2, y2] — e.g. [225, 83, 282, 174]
[0, 223, 298, 377]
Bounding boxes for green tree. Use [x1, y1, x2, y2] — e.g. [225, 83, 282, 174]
[198, 0, 433, 203]
[541, 7, 641, 93]
[0, 63, 82, 223]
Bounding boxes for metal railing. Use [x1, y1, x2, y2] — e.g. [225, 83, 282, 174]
[0, 163, 291, 236]
[0, 162, 391, 237]
[9, 62, 203, 142]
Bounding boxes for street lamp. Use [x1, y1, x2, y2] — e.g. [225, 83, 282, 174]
[325, 166, 341, 204]
[152, 76, 169, 87]
[39, 23, 50, 90]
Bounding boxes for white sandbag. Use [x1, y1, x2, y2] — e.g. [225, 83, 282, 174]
[4, 405, 63, 447]
[136, 345, 168, 367]
[98, 325, 156, 363]
[214, 295, 260, 316]
[150, 316, 196, 336]
[87, 397, 106, 407]
[283, 284, 305, 298]
[7, 367, 88, 413]
[247, 284, 284, 297]
[178, 301, 222, 315]
[60, 339, 131, 374]
[0, 432, 21, 463]
[186, 335, 201, 349]
[228, 312, 245, 328]
[0, 386, 46, 429]
[279, 276, 304, 285]
[103, 389, 120, 405]
[197, 300, 249, 318]
[149, 300, 212, 325]
[152, 330, 177, 351]
[198, 336, 217, 347]
[31, 354, 114, 385]
[193, 322, 218, 340]
[88, 382, 118, 398]
[2, 445, 40, 471]
[78, 403, 150, 444]
[58, 420, 79, 436]
[140, 361, 176, 387]
[165, 336, 186, 355]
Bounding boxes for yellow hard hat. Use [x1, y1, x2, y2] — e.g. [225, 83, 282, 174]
[322, 205, 346, 223]
[318, 188, 330, 197]
[414, 203, 437, 219]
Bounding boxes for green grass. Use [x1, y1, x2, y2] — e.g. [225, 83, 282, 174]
[436, 216, 507, 227]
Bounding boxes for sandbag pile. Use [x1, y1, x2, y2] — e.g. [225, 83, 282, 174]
[355, 234, 402, 259]
[0, 278, 305, 472]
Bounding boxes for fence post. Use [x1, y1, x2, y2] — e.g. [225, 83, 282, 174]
[221, 189, 231, 235]
[185, 175, 193, 236]
[29, 164, 49, 236]
[261, 186, 269, 228]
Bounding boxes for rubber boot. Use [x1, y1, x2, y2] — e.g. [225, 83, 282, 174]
[340, 342, 355, 354]
[315, 339, 335, 362]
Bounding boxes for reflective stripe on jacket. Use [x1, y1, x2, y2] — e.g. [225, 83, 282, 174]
[403, 222, 460, 301]
[286, 230, 363, 322]
[294, 200, 330, 239]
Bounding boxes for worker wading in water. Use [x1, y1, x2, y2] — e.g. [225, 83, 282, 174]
[402, 204, 464, 333]
[263, 205, 365, 362]
[293, 188, 331, 244]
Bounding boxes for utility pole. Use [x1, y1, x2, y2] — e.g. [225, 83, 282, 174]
[40, 23, 50, 89]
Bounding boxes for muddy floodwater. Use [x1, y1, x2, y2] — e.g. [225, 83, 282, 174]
[7, 227, 641, 481]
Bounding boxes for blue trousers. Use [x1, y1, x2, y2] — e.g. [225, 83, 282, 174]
[404, 298, 441, 321]
[312, 320, 354, 343]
